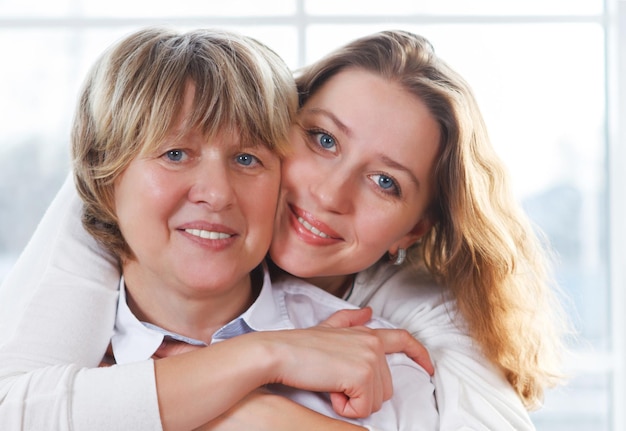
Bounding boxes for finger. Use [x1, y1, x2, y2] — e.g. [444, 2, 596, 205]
[320, 307, 373, 329]
[343, 344, 391, 416]
[329, 389, 381, 419]
[328, 392, 353, 417]
[378, 350, 394, 402]
[376, 329, 434, 375]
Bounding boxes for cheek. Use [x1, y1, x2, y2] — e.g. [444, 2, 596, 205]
[282, 149, 320, 190]
[115, 168, 177, 234]
[249, 177, 281, 230]
[279, 158, 301, 194]
[357, 207, 409, 249]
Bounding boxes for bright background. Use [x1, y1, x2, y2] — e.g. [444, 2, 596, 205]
[0, 1, 624, 429]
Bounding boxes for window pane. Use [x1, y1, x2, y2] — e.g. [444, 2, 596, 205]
[0, 0, 297, 17]
[0, 29, 74, 266]
[220, 26, 298, 69]
[306, 0, 602, 16]
[0, 0, 74, 17]
[531, 372, 611, 430]
[81, 0, 296, 17]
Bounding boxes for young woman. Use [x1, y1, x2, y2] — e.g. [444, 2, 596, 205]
[266, 30, 568, 429]
[0, 29, 568, 430]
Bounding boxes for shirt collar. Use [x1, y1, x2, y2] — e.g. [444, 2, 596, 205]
[111, 277, 165, 364]
[111, 263, 291, 364]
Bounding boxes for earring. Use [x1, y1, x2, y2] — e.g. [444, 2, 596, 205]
[391, 248, 406, 266]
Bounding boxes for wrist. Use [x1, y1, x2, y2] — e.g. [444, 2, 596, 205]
[238, 331, 287, 386]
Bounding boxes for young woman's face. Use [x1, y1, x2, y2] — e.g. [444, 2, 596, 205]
[114, 85, 281, 296]
[270, 68, 440, 278]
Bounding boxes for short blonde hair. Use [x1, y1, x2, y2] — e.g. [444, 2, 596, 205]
[72, 27, 297, 260]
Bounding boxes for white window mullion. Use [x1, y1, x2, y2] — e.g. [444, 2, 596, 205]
[608, 0, 626, 429]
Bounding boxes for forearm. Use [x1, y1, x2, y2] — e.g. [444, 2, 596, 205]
[0, 337, 270, 431]
[199, 390, 367, 431]
[156, 320, 402, 431]
[0, 338, 267, 431]
[155, 335, 276, 431]
[0, 361, 161, 431]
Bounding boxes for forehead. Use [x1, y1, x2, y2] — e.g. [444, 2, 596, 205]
[165, 82, 267, 151]
[306, 68, 439, 148]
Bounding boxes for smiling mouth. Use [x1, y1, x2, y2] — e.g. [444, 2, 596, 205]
[296, 216, 331, 238]
[185, 229, 232, 240]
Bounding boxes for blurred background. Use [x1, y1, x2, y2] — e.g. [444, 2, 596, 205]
[0, 1, 624, 429]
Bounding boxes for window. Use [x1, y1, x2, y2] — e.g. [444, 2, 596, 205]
[0, 1, 622, 429]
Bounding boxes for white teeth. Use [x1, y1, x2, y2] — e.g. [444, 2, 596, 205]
[185, 229, 232, 240]
[297, 216, 330, 238]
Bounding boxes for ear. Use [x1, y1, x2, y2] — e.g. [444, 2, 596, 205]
[388, 217, 432, 255]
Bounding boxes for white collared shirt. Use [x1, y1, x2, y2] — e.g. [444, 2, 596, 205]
[112, 264, 438, 431]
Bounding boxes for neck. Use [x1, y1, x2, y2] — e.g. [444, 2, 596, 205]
[303, 274, 355, 298]
[266, 261, 355, 298]
[122, 263, 261, 344]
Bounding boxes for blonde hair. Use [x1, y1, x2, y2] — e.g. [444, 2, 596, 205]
[72, 27, 297, 260]
[296, 30, 568, 408]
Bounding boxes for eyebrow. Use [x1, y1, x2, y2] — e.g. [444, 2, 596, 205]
[303, 107, 353, 138]
[379, 154, 422, 191]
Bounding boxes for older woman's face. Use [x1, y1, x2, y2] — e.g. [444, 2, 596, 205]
[114, 84, 281, 296]
[271, 68, 439, 278]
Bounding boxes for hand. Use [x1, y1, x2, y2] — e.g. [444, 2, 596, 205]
[322, 308, 434, 375]
[261, 307, 400, 419]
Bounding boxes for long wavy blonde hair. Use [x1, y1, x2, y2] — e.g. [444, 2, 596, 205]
[296, 30, 569, 409]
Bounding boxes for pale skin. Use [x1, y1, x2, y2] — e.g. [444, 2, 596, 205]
[149, 69, 442, 430]
[109, 82, 433, 431]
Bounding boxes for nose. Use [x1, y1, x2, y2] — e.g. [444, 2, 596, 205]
[187, 159, 235, 212]
[309, 169, 353, 214]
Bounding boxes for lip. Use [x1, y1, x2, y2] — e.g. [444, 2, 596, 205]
[288, 204, 342, 244]
[177, 222, 238, 249]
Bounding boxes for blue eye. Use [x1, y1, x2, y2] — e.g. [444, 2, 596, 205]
[378, 175, 394, 189]
[318, 133, 336, 149]
[237, 153, 258, 166]
[370, 174, 400, 195]
[165, 149, 186, 162]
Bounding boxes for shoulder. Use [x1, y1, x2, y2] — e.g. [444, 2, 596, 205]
[349, 265, 534, 429]
[270, 274, 357, 327]
[350, 264, 463, 338]
[270, 273, 399, 330]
